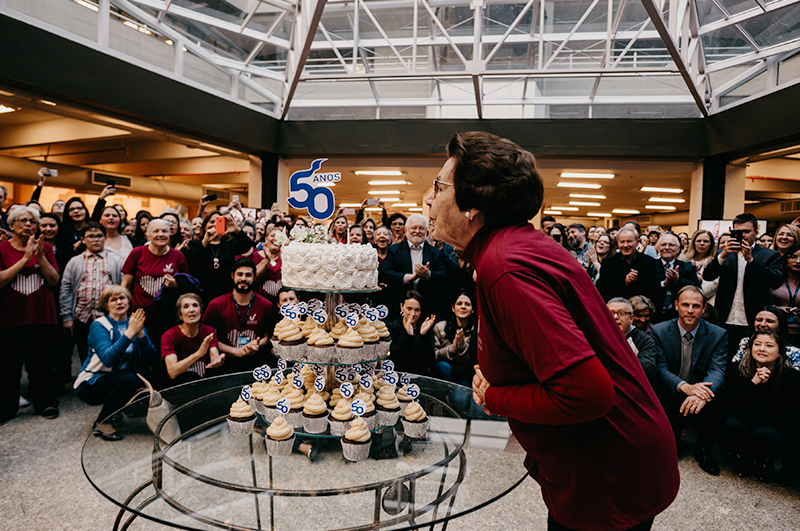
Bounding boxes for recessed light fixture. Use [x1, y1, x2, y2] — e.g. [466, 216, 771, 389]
[408, 207, 423, 212]
[339, 203, 362, 208]
[612, 209, 641, 215]
[569, 194, 606, 199]
[557, 182, 602, 189]
[123, 21, 139, 31]
[645, 205, 677, 210]
[75, 0, 99, 12]
[165, 39, 174, 46]
[641, 187, 683, 193]
[392, 203, 417, 207]
[356, 171, 404, 176]
[543, 210, 562, 215]
[367, 180, 411, 185]
[0, 105, 16, 114]
[364, 207, 383, 212]
[587, 212, 611, 217]
[367, 190, 399, 195]
[39, 100, 57, 106]
[551, 206, 579, 211]
[648, 197, 685, 203]
[379, 198, 399, 202]
[569, 201, 601, 207]
[560, 173, 615, 179]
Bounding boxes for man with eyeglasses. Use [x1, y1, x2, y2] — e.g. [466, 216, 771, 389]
[654, 232, 699, 323]
[607, 297, 656, 382]
[60, 222, 123, 364]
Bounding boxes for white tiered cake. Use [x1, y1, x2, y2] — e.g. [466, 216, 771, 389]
[281, 242, 379, 291]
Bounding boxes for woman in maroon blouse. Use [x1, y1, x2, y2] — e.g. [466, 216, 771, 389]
[425, 132, 679, 531]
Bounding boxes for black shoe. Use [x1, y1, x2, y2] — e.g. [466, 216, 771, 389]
[732, 453, 751, 478]
[93, 429, 124, 441]
[754, 458, 775, 482]
[42, 407, 59, 419]
[308, 445, 321, 462]
[694, 447, 720, 476]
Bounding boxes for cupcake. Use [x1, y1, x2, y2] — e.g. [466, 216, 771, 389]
[357, 322, 380, 361]
[281, 386, 306, 428]
[227, 397, 257, 437]
[328, 399, 354, 436]
[302, 392, 330, 434]
[401, 401, 429, 439]
[272, 317, 300, 356]
[329, 388, 343, 410]
[250, 380, 270, 417]
[375, 385, 401, 428]
[262, 385, 283, 422]
[354, 391, 377, 430]
[277, 320, 306, 361]
[373, 320, 392, 356]
[341, 417, 372, 462]
[397, 385, 413, 414]
[336, 327, 364, 364]
[301, 317, 317, 338]
[300, 365, 318, 392]
[265, 416, 295, 456]
[306, 326, 335, 363]
[329, 319, 348, 341]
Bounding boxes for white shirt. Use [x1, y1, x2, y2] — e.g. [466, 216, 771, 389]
[722, 252, 748, 327]
[403, 241, 427, 288]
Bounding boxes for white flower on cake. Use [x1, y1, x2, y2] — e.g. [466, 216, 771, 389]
[273, 230, 290, 246]
[281, 242, 379, 291]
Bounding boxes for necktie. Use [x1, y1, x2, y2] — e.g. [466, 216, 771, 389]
[679, 331, 694, 383]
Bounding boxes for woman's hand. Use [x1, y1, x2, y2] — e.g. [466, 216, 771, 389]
[403, 314, 416, 335]
[752, 366, 771, 385]
[206, 348, 225, 369]
[453, 329, 465, 349]
[472, 365, 492, 415]
[24, 235, 38, 261]
[163, 274, 178, 289]
[587, 246, 599, 267]
[34, 236, 46, 260]
[129, 309, 147, 337]
[175, 240, 189, 252]
[420, 314, 436, 335]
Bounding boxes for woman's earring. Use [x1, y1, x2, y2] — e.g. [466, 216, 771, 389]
[465, 212, 471, 220]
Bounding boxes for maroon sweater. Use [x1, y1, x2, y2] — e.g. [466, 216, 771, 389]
[462, 224, 679, 531]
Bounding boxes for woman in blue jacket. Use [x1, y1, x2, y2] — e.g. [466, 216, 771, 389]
[74, 285, 156, 441]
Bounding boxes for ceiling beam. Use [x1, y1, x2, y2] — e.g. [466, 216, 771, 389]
[0, 118, 130, 149]
[280, 0, 328, 119]
[698, 0, 800, 36]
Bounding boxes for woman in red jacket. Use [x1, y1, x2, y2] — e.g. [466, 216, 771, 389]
[425, 131, 679, 531]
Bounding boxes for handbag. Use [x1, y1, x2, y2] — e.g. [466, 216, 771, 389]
[136, 374, 182, 444]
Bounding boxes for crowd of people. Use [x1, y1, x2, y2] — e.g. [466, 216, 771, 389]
[543, 212, 800, 486]
[0, 183, 474, 442]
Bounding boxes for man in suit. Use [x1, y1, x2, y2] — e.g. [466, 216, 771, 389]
[607, 297, 657, 382]
[702, 212, 783, 360]
[653, 285, 728, 475]
[380, 213, 447, 320]
[596, 228, 662, 304]
[655, 232, 700, 322]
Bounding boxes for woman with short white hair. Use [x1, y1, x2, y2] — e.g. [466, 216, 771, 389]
[0, 205, 61, 421]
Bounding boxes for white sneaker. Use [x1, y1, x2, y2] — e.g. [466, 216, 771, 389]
[19, 396, 30, 407]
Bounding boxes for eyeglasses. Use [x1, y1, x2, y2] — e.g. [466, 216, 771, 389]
[15, 218, 35, 225]
[433, 179, 454, 198]
[609, 310, 632, 317]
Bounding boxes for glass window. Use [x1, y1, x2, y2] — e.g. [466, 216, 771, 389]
[738, 4, 800, 48]
[172, 0, 247, 26]
[779, 52, 800, 86]
[719, 70, 767, 106]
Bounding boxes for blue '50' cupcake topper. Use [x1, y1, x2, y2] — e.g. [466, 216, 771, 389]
[350, 399, 366, 417]
[241, 386, 251, 401]
[276, 397, 290, 415]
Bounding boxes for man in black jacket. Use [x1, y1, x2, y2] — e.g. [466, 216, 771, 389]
[702, 213, 783, 361]
[597, 228, 662, 304]
[655, 232, 700, 322]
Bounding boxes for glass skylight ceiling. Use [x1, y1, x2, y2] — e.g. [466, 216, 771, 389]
[4, 0, 800, 119]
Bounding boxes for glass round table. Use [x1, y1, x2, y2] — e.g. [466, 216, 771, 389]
[82, 373, 530, 531]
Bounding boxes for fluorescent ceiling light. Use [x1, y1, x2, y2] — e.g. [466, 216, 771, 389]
[0, 105, 16, 114]
[569, 194, 606, 199]
[648, 197, 685, 203]
[587, 213, 611, 217]
[39, 100, 57, 106]
[123, 21, 139, 31]
[408, 207, 423, 212]
[551, 206, 579, 211]
[612, 209, 640, 215]
[645, 205, 677, 210]
[569, 201, 601, 207]
[368, 190, 399, 195]
[560, 173, 614, 179]
[356, 171, 404, 176]
[641, 187, 683, 193]
[368, 180, 410, 185]
[557, 182, 602, 189]
[339, 203, 362, 208]
[364, 207, 383, 212]
[75, 0, 99, 12]
[543, 210, 562, 215]
[392, 203, 417, 207]
[379, 198, 399, 202]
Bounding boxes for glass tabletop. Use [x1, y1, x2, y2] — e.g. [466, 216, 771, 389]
[82, 373, 530, 531]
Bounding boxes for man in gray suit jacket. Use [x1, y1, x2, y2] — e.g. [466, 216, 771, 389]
[653, 285, 728, 475]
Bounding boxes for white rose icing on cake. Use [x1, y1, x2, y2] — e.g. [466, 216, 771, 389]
[282, 243, 379, 291]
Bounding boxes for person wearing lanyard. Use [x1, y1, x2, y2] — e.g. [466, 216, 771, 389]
[202, 257, 274, 373]
[770, 243, 800, 345]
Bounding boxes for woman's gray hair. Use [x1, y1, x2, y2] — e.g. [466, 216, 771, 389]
[7, 205, 41, 226]
[179, 218, 194, 237]
[146, 218, 170, 237]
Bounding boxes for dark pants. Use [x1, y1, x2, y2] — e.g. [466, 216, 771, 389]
[658, 391, 722, 450]
[724, 324, 751, 364]
[75, 371, 144, 425]
[0, 325, 59, 419]
[720, 415, 785, 458]
[73, 319, 92, 363]
[547, 514, 653, 531]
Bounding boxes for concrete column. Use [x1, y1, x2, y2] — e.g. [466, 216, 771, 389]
[688, 163, 703, 233]
[723, 163, 747, 219]
[247, 155, 262, 208]
[277, 158, 291, 213]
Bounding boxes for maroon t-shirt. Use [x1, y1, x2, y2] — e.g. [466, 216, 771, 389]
[461, 224, 679, 531]
[0, 241, 59, 328]
[203, 292, 273, 348]
[122, 246, 189, 310]
[254, 254, 282, 301]
[161, 323, 218, 377]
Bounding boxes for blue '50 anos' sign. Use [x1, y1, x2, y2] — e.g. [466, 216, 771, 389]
[287, 158, 341, 220]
